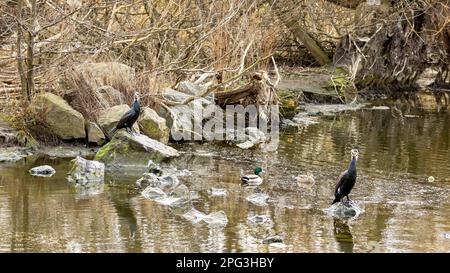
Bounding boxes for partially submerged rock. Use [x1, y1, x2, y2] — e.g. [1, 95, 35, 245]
[94, 130, 179, 167]
[37, 146, 98, 158]
[236, 127, 266, 149]
[226, 127, 267, 149]
[203, 211, 228, 227]
[29, 165, 56, 177]
[181, 208, 228, 227]
[300, 103, 365, 116]
[324, 201, 364, 219]
[283, 113, 319, 127]
[261, 235, 283, 244]
[141, 183, 190, 209]
[67, 156, 105, 185]
[28, 92, 86, 140]
[138, 107, 169, 144]
[208, 187, 228, 197]
[136, 173, 179, 190]
[0, 147, 33, 162]
[248, 215, 270, 225]
[136, 172, 160, 188]
[97, 104, 140, 139]
[246, 192, 270, 206]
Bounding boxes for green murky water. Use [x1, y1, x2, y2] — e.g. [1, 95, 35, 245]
[1, 98, 450, 252]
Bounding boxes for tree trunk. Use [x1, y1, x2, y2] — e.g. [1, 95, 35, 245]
[25, 0, 37, 101]
[333, 0, 450, 90]
[272, 1, 332, 66]
[16, 0, 28, 101]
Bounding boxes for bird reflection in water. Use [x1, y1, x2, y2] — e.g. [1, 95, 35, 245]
[333, 218, 354, 253]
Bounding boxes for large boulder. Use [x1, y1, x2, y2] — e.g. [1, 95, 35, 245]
[138, 107, 169, 144]
[95, 85, 126, 109]
[86, 122, 105, 145]
[61, 62, 134, 104]
[29, 92, 86, 140]
[94, 130, 179, 167]
[77, 62, 135, 83]
[97, 104, 139, 139]
[177, 81, 207, 96]
[67, 156, 105, 185]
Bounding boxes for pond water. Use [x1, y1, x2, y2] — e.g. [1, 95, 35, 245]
[1, 97, 450, 253]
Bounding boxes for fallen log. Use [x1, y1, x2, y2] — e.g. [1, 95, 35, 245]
[214, 71, 278, 107]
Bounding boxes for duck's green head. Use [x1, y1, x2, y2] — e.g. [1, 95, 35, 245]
[254, 167, 263, 175]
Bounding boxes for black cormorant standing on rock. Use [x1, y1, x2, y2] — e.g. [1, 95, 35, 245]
[111, 92, 141, 135]
[332, 149, 359, 205]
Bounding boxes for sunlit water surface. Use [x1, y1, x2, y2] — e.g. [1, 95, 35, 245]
[1, 99, 450, 252]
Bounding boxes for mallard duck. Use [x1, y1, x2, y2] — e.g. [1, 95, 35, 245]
[296, 171, 315, 188]
[241, 167, 264, 185]
[332, 149, 359, 204]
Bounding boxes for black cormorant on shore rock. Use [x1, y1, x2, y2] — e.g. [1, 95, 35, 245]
[111, 92, 141, 135]
[332, 149, 359, 205]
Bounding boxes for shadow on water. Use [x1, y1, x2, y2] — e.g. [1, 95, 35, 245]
[333, 218, 354, 253]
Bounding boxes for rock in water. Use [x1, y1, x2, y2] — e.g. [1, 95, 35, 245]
[141, 186, 167, 200]
[138, 107, 170, 144]
[0, 147, 34, 163]
[136, 173, 179, 190]
[29, 165, 56, 177]
[262, 235, 283, 244]
[208, 187, 228, 197]
[246, 192, 270, 206]
[248, 215, 270, 225]
[94, 130, 179, 167]
[141, 184, 190, 209]
[324, 201, 364, 219]
[203, 211, 228, 227]
[181, 208, 228, 227]
[136, 173, 160, 188]
[234, 127, 266, 149]
[67, 156, 105, 185]
[28, 92, 86, 140]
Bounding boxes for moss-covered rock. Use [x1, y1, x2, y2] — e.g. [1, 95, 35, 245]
[94, 130, 179, 167]
[28, 92, 86, 140]
[138, 107, 169, 144]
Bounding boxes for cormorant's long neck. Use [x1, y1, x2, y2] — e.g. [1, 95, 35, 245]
[132, 99, 140, 112]
[348, 157, 357, 174]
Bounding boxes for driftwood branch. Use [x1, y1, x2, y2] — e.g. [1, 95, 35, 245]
[162, 54, 274, 106]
